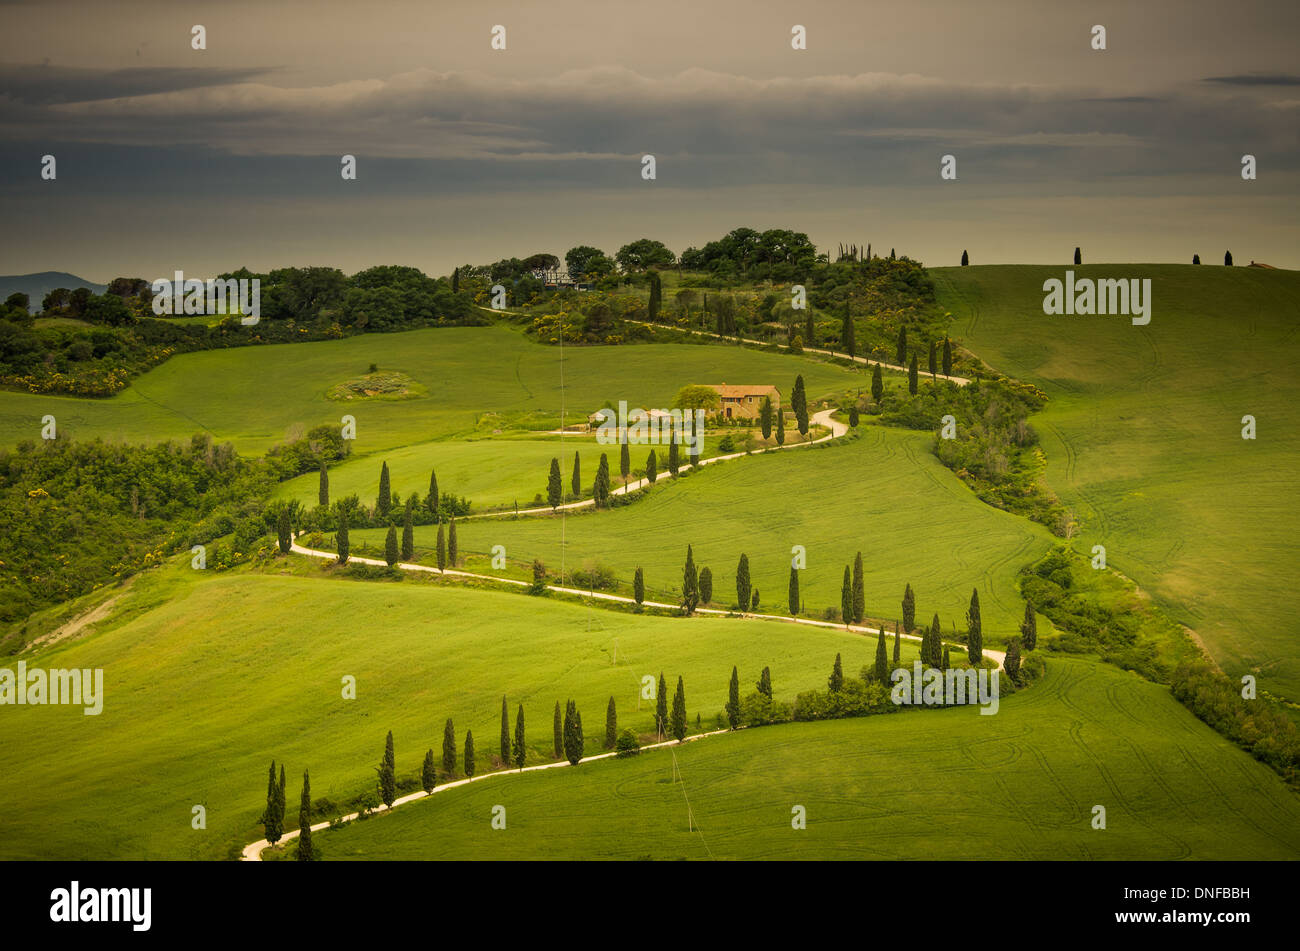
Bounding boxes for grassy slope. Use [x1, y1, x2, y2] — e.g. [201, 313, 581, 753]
[934, 265, 1300, 698]
[0, 561, 918, 860]
[297, 655, 1300, 861]
[352, 425, 1056, 635]
[0, 324, 862, 456]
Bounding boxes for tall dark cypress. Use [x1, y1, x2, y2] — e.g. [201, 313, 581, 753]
[436, 522, 446, 571]
[277, 506, 291, 554]
[726, 666, 740, 729]
[563, 700, 584, 765]
[852, 552, 865, 623]
[929, 613, 943, 668]
[875, 630, 889, 682]
[645, 449, 657, 485]
[908, 353, 918, 394]
[699, 566, 713, 604]
[442, 718, 456, 776]
[296, 769, 314, 862]
[670, 676, 687, 741]
[553, 701, 563, 758]
[656, 673, 668, 739]
[1021, 600, 1038, 651]
[776, 408, 786, 445]
[967, 588, 983, 665]
[1074, 246, 1082, 266]
[840, 565, 852, 627]
[928, 340, 937, 377]
[896, 326, 907, 365]
[682, 544, 699, 614]
[452, 266, 460, 292]
[377, 461, 391, 518]
[893, 623, 901, 665]
[605, 695, 617, 748]
[792, 374, 808, 438]
[788, 565, 800, 617]
[427, 469, 439, 520]
[318, 461, 329, 506]
[961, 249, 969, 266]
[514, 704, 526, 769]
[902, 583, 915, 632]
[571, 450, 581, 497]
[757, 666, 772, 698]
[547, 457, 563, 509]
[401, 499, 414, 560]
[760, 396, 773, 439]
[593, 453, 611, 507]
[840, 309, 855, 358]
[736, 554, 751, 613]
[464, 730, 476, 777]
[378, 730, 396, 807]
[500, 695, 512, 765]
[262, 760, 280, 843]
[634, 566, 645, 605]
[421, 749, 436, 793]
[384, 526, 398, 566]
[871, 363, 883, 402]
[828, 653, 844, 692]
[448, 517, 458, 567]
[276, 765, 286, 841]
[942, 337, 953, 376]
[336, 508, 350, 565]
[667, 431, 679, 475]
[620, 439, 630, 482]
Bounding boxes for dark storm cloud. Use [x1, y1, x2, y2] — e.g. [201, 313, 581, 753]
[1202, 74, 1300, 86]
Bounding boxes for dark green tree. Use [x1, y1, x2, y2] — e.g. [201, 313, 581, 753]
[840, 310, 856, 358]
[452, 266, 460, 292]
[961, 249, 969, 266]
[427, 469, 440, 520]
[875, 630, 889, 682]
[667, 432, 679, 475]
[500, 695, 511, 765]
[840, 565, 852, 627]
[908, 353, 918, 394]
[318, 461, 329, 506]
[336, 508, 350, 565]
[378, 730, 396, 807]
[871, 363, 884, 402]
[421, 749, 436, 793]
[1005, 638, 1022, 682]
[384, 526, 399, 566]
[620, 439, 630, 482]
[514, 704, 526, 769]
[296, 769, 314, 861]
[563, 699, 584, 765]
[828, 652, 844, 692]
[262, 760, 282, 844]
[401, 499, 414, 560]
[442, 718, 456, 776]
[852, 551, 865, 623]
[751, 589, 760, 611]
[1193, 253, 1201, 265]
[634, 566, 645, 605]
[967, 587, 983, 665]
[377, 461, 391, 518]
[928, 339, 937, 377]
[645, 449, 658, 484]
[893, 623, 901, 665]
[277, 506, 292, 554]
[736, 553, 752, 612]
[464, 730, 476, 777]
[756, 666, 772, 699]
[942, 337, 953, 376]
[942, 645, 950, 670]
[656, 673, 668, 739]
[448, 517, 458, 567]
[275, 765, 286, 844]
[776, 408, 786, 445]
[670, 676, 687, 741]
[759, 396, 773, 439]
[552, 700, 564, 758]
[896, 326, 907, 365]
[726, 666, 740, 729]
[682, 544, 699, 614]
[788, 565, 800, 617]
[605, 695, 618, 748]
[547, 457, 563, 509]
[593, 453, 611, 507]
[1225, 250, 1233, 266]
[792, 375, 809, 438]
[902, 583, 916, 632]
[1021, 600, 1038, 651]
[848, 405, 859, 427]
[699, 566, 713, 604]
[436, 522, 446, 571]
[571, 450, 581, 497]
[1074, 247, 1082, 265]
[928, 613, 943, 668]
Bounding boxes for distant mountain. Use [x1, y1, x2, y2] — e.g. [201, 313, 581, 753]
[0, 272, 107, 311]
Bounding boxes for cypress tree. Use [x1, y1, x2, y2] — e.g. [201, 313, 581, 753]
[928, 613, 943, 667]
[1225, 249, 1233, 266]
[967, 587, 983, 665]
[848, 405, 859, 427]
[464, 730, 476, 777]
[961, 249, 969, 266]
[500, 695, 511, 765]
[896, 326, 907, 365]
[634, 566, 645, 605]
[699, 566, 713, 604]
[902, 583, 915, 632]
[788, 565, 800, 617]
[804, 310, 816, 348]
[593, 453, 611, 507]
[262, 760, 281, 844]
[296, 769, 314, 861]
[942, 645, 950, 670]
[893, 623, 901, 665]
[792, 375, 808, 438]
[571, 450, 581, 497]
[1021, 600, 1038, 651]
[942, 337, 953, 376]
[442, 718, 456, 776]
[726, 666, 740, 729]
[514, 705, 526, 769]
[378, 730, 396, 807]
[670, 676, 687, 741]
[421, 749, 436, 793]
[645, 449, 657, 485]
[277, 506, 291, 554]
[1074, 247, 1082, 265]
[547, 457, 563, 509]
[563, 699, 584, 765]
[427, 469, 439, 520]
[1193, 253, 1201, 265]
[776, 408, 786, 445]
[840, 565, 852, 627]
[401, 499, 414, 560]
[682, 544, 699, 614]
[908, 353, 918, 394]
[871, 363, 884, 401]
[852, 551, 865, 623]
[1005, 639, 1022, 682]
[667, 431, 679, 475]
[384, 526, 399, 566]
[656, 673, 668, 739]
[928, 340, 937, 377]
[890, 248, 895, 259]
[318, 461, 329, 506]
[336, 508, 350, 565]
[757, 666, 772, 698]
[275, 765, 286, 842]
[436, 522, 446, 571]
[452, 266, 460, 292]
[736, 553, 751, 613]
[553, 701, 563, 759]
[605, 695, 617, 748]
[828, 653, 844, 692]
[760, 396, 773, 439]
[751, 589, 759, 611]
[840, 310, 855, 358]
[875, 630, 889, 682]
[620, 439, 630, 482]
[448, 517, 458, 567]
[377, 461, 391, 518]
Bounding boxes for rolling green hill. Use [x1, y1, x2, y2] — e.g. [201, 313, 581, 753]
[934, 264, 1300, 699]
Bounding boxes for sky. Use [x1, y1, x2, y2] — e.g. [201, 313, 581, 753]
[1, 0, 1297, 282]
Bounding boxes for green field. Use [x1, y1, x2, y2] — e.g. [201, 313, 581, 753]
[0, 561, 919, 860]
[935, 265, 1300, 698]
[290, 656, 1300, 860]
[352, 425, 1056, 636]
[0, 324, 865, 456]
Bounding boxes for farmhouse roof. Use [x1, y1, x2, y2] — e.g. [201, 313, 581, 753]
[704, 383, 780, 399]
